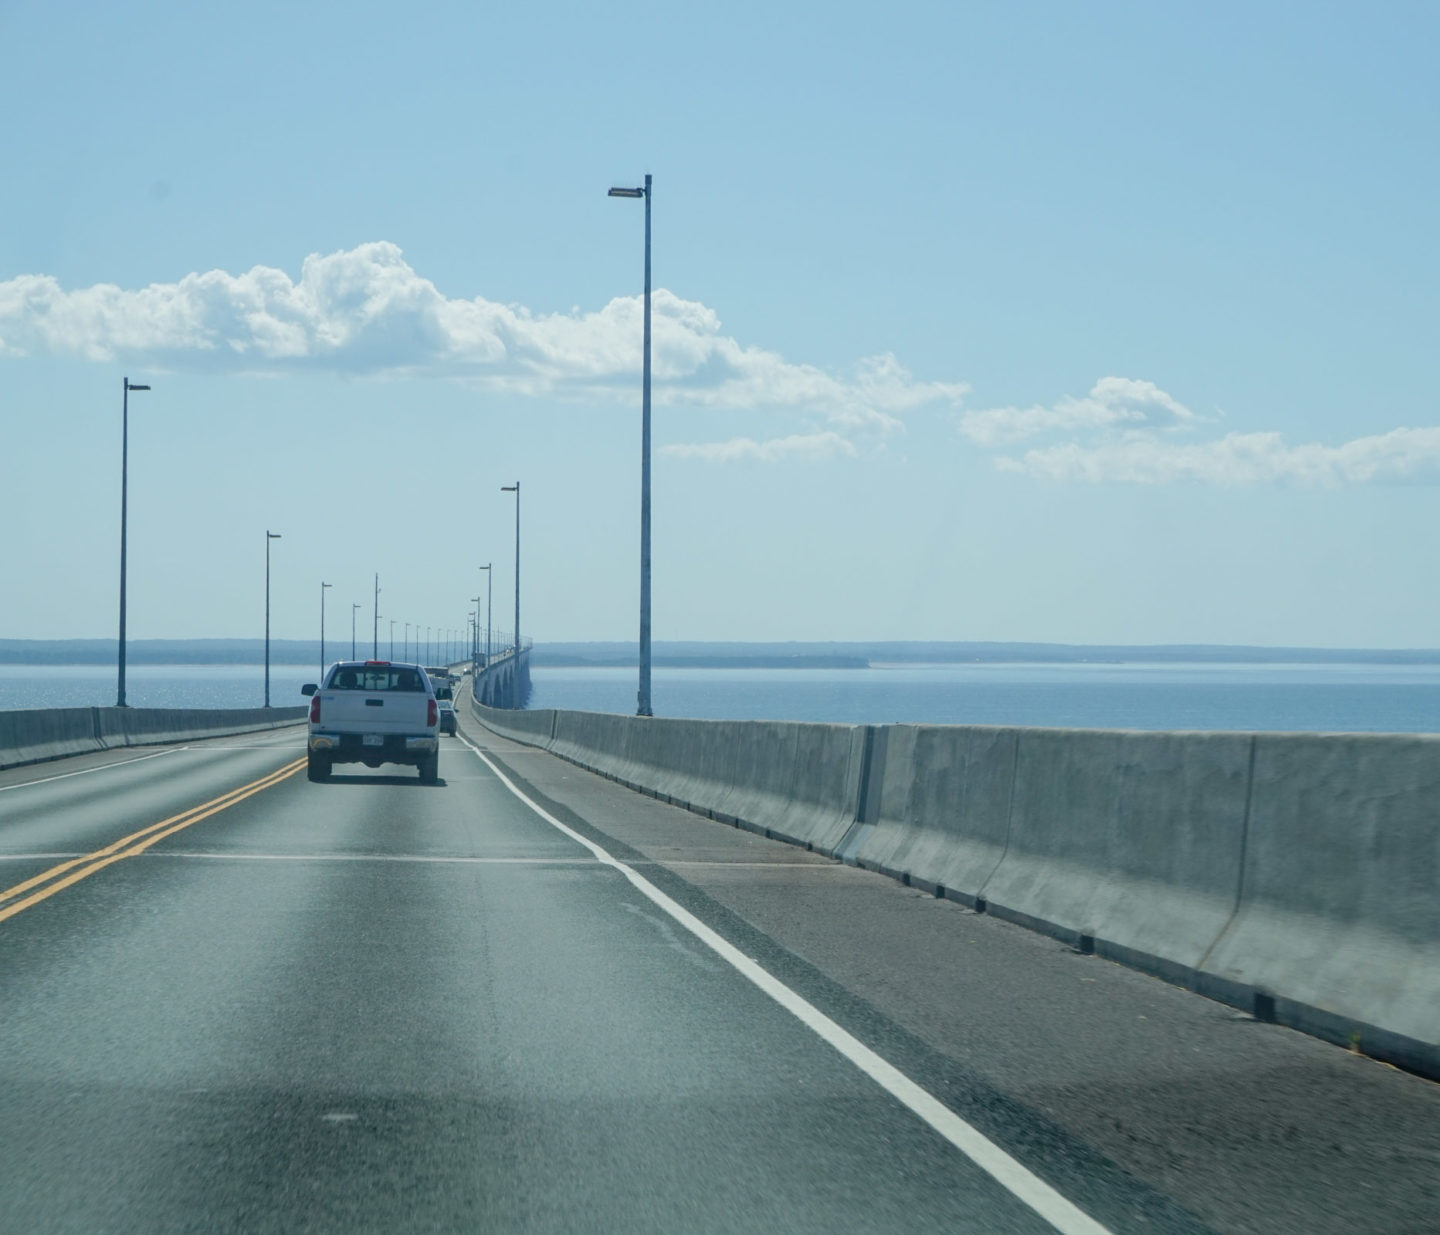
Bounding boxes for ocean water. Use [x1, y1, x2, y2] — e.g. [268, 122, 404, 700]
[0, 664, 322, 712]
[4, 661, 1440, 733]
[528, 662, 1440, 733]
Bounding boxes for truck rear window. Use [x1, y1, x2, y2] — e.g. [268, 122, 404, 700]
[328, 667, 426, 692]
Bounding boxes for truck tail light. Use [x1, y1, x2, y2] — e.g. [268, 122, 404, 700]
[427, 699, 438, 727]
[309, 695, 321, 723]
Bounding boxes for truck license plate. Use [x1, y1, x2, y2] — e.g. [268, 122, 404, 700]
[362, 734, 383, 747]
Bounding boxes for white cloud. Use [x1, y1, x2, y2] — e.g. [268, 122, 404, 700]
[961, 375, 1440, 487]
[660, 432, 859, 464]
[0, 242, 966, 441]
[998, 427, 1440, 486]
[958, 376, 1203, 446]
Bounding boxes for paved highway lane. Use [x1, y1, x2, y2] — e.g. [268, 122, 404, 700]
[1, 718, 1436, 1233]
[1, 726, 1072, 1233]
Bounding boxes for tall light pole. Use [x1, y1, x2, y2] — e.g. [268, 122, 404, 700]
[351, 603, 360, 659]
[501, 484, 520, 659]
[608, 174, 653, 716]
[404, 622, 410, 661]
[478, 563, 492, 666]
[116, 376, 151, 708]
[264, 531, 282, 707]
[372, 573, 381, 660]
[469, 599, 482, 666]
[389, 619, 395, 660]
[320, 581, 332, 677]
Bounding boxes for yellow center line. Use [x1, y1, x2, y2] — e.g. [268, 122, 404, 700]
[0, 757, 305, 905]
[0, 757, 306, 924]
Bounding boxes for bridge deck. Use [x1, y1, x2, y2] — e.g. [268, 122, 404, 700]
[0, 710, 1432, 1233]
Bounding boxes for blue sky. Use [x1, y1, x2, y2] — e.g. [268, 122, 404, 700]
[2, 1, 1437, 647]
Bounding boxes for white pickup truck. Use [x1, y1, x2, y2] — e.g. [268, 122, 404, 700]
[301, 660, 441, 783]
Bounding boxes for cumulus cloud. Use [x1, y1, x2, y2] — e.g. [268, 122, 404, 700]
[958, 376, 1203, 446]
[0, 242, 967, 444]
[960, 375, 1440, 487]
[999, 427, 1440, 486]
[660, 432, 859, 464]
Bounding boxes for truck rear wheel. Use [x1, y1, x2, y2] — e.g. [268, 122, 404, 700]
[307, 752, 331, 782]
[418, 750, 439, 784]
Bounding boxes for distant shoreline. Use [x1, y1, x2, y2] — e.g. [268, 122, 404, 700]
[4, 638, 1440, 668]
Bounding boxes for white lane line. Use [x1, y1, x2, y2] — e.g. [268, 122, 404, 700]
[658, 860, 843, 869]
[0, 747, 180, 794]
[0, 852, 87, 862]
[459, 732, 1113, 1235]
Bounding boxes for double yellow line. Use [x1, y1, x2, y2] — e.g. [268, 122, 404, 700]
[0, 756, 306, 925]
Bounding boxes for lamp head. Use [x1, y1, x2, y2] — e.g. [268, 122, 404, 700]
[608, 187, 645, 198]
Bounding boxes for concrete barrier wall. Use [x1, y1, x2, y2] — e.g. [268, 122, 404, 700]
[1200, 734, 1440, 1069]
[977, 729, 1254, 987]
[0, 708, 107, 769]
[100, 707, 307, 749]
[475, 706, 556, 746]
[469, 697, 1439, 1077]
[844, 724, 1018, 899]
[0, 706, 306, 770]
[545, 709, 866, 852]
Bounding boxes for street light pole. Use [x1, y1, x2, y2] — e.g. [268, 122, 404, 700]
[116, 376, 151, 708]
[608, 174, 654, 716]
[373, 573, 381, 660]
[389, 619, 395, 660]
[477, 562, 492, 667]
[320, 582, 332, 678]
[352, 603, 360, 659]
[501, 485, 519, 659]
[264, 531, 282, 707]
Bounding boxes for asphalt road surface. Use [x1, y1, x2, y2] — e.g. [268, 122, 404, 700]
[0, 711, 1435, 1234]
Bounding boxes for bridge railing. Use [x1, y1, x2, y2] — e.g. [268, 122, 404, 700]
[0, 705, 306, 772]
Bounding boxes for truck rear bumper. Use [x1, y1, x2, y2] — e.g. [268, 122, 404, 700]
[309, 732, 438, 762]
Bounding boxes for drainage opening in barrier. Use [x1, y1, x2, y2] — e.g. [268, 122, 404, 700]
[1254, 990, 1277, 1023]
